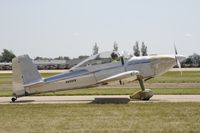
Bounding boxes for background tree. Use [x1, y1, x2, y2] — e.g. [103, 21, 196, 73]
[78, 55, 89, 59]
[184, 57, 193, 67]
[113, 41, 118, 52]
[133, 41, 140, 56]
[189, 53, 200, 67]
[0, 55, 2, 62]
[34, 56, 43, 60]
[34, 56, 52, 60]
[93, 42, 99, 55]
[141, 42, 148, 56]
[54, 56, 70, 60]
[64, 56, 70, 60]
[191, 53, 200, 67]
[1, 49, 16, 62]
[181, 53, 200, 67]
[54, 56, 64, 60]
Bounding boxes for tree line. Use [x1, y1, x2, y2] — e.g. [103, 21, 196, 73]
[93, 41, 148, 56]
[181, 53, 200, 67]
[0, 49, 16, 63]
[1, 45, 200, 68]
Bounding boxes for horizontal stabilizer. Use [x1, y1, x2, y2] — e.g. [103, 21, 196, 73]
[24, 79, 45, 88]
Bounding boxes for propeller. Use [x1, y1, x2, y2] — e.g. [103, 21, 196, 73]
[174, 44, 182, 75]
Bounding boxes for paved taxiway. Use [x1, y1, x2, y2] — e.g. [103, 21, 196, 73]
[0, 95, 200, 104]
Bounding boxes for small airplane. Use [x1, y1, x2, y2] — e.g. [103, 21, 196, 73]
[11, 49, 186, 102]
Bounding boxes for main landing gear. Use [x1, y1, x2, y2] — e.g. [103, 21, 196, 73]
[11, 97, 17, 102]
[130, 75, 153, 100]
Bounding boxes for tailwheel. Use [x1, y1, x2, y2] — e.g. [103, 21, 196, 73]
[130, 89, 154, 100]
[11, 97, 17, 102]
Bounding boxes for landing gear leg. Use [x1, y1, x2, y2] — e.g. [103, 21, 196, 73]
[11, 97, 17, 102]
[130, 75, 153, 100]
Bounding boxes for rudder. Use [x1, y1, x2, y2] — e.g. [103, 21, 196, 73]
[12, 55, 42, 97]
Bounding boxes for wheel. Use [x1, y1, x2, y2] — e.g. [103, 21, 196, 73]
[130, 89, 153, 101]
[141, 97, 150, 101]
[11, 97, 17, 102]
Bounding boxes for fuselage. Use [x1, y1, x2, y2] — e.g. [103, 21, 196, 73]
[24, 52, 185, 95]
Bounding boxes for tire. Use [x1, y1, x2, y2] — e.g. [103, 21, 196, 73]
[11, 97, 16, 102]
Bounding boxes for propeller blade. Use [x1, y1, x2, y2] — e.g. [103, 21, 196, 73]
[174, 44, 182, 76]
[177, 59, 182, 76]
[174, 44, 178, 55]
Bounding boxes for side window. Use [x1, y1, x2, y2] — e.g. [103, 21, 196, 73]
[98, 57, 112, 64]
[74, 51, 121, 68]
[79, 57, 113, 67]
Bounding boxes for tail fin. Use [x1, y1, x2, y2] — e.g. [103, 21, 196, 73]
[12, 55, 42, 97]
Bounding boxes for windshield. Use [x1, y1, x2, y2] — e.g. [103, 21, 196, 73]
[71, 51, 120, 69]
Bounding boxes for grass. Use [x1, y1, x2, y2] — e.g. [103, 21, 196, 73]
[1, 71, 200, 84]
[147, 71, 200, 83]
[0, 73, 12, 84]
[1, 87, 200, 97]
[0, 103, 200, 133]
[1, 71, 200, 132]
[0, 73, 57, 84]
[1, 71, 200, 96]
[38, 87, 200, 96]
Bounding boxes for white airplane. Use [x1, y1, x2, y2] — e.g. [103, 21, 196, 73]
[11, 50, 185, 102]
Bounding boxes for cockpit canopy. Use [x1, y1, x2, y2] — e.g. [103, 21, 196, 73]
[71, 51, 121, 69]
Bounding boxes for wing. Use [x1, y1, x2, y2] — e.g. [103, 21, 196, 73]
[97, 70, 140, 84]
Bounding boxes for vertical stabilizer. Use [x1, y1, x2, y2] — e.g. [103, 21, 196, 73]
[12, 55, 42, 97]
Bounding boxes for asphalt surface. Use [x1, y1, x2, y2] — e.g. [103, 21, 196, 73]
[0, 95, 200, 104]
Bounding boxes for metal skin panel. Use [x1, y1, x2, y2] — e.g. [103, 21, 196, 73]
[12, 57, 25, 97]
[150, 56, 176, 76]
[126, 57, 154, 78]
[12, 52, 186, 98]
[25, 73, 96, 95]
[98, 71, 140, 83]
[12, 55, 43, 97]
[94, 61, 125, 82]
[44, 69, 89, 83]
[126, 55, 177, 78]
